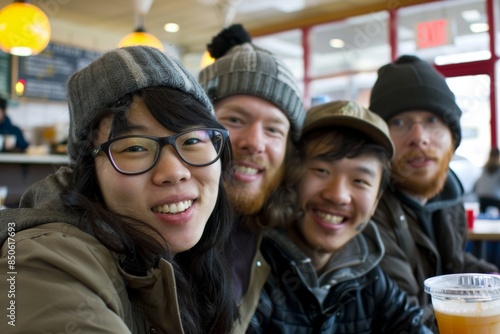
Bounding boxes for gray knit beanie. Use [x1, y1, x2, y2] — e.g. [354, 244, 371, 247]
[198, 24, 305, 142]
[67, 46, 214, 160]
[369, 55, 462, 148]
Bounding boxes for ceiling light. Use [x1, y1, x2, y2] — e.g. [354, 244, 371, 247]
[329, 39, 345, 48]
[200, 51, 215, 69]
[118, 29, 164, 50]
[164, 23, 179, 33]
[118, 13, 163, 51]
[118, 0, 163, 51]
[470, 23, 489, 33]
[461, 10, 481, 22]
[0, 0, 51, 56]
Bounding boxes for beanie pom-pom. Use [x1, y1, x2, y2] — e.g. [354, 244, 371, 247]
[207, 24, 252, 59]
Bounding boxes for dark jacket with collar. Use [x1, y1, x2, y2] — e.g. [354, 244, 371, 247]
[247, 223, 431, 334]
[368, 170, 498, 332]
[228, 225, 271, 333]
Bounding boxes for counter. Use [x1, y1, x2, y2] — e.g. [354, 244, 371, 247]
[0, 153, 70, 165]
[0, 153, 70, 207]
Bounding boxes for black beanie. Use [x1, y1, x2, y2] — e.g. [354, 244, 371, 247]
[369, 55, 462, 148]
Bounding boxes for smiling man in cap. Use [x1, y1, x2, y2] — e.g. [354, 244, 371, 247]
[246, 100, 431, 333]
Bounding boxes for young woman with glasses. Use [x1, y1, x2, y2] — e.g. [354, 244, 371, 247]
[0, 47, 237, 334]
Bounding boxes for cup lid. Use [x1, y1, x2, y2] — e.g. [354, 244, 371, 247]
[424, 274, 500, 300]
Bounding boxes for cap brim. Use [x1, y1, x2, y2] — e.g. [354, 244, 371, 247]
[303, 115, 395, 159]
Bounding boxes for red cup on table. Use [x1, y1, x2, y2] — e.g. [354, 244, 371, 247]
[466, 209, 475, 230]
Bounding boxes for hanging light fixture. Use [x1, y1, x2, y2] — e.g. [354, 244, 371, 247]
[0, 0, 51, 56]
[200, 51, 215, 69]
[118, 0, 163, 51]
[118, 16, 164, 50]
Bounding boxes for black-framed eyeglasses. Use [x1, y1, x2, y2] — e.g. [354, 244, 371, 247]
[92, 128, 229, 175]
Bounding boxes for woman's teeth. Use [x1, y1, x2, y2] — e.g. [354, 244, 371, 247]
[317, 211, 344, 224]
[152, 200, 193, 214]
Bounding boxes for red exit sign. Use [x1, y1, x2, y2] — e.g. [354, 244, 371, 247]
[416, 19, 450, 49]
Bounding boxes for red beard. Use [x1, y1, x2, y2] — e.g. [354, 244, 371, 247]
[391, 147, 454, 200]
[225, 155, 285, 215]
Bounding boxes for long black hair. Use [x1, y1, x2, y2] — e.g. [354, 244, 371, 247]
[61, 87, 237, 333]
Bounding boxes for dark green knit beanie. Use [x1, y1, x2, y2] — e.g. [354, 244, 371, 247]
[369, 55, 462, 148]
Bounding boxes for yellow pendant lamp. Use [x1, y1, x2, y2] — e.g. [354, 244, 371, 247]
[118, 27, 164, 51]
[0, 0, 51, 56]
[200, 51, 215, 69]
[118, 0, 163, 52]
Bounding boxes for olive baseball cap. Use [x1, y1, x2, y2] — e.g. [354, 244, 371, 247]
[303, 100, 395, 159]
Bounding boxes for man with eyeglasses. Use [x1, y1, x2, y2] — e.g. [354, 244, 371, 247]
[199, 24, 306, 330]
[367, 55, 498, 333]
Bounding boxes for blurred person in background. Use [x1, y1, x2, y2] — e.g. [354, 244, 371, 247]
[0, 97, 29, 152]
[199, 23, 306, 330]
[474, 147, 500, 215]
[367, 55, 498, 332]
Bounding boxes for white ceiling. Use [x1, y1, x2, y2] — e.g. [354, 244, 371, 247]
[0, 0, 433, 53]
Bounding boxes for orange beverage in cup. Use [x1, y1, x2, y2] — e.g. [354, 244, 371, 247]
[434, 310, 500, 333]
[424, 274, 500, 334]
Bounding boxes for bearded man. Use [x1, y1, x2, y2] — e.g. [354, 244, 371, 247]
[199, 24, 306, 330]
[367, 55, 498, 333]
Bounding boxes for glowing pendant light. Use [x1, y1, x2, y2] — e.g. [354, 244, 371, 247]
[200, 51, 215, 69]
[200, 0, 242, 68]
[0, 0, 51, 56]
[118, 0, 163, 51]
[118, 25, 164, 51]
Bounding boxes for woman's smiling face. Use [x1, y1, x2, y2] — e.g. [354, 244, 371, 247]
[94, 97, 221, 254]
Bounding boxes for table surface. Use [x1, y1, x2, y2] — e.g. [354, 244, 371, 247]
[467, 219, 500, 241]
[0, 153, 69, 165]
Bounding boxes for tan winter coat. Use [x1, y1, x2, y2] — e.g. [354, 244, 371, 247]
[0, 168, 185, 334]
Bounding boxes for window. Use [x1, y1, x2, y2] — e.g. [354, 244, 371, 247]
[449, 75, 491, 165]
[309, 11, 390, 77]
[253, 29, 304, 84]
